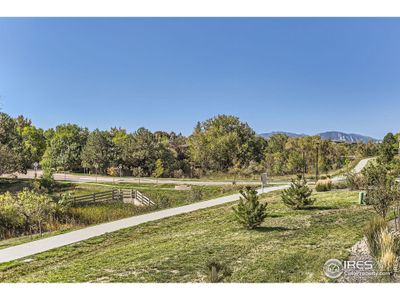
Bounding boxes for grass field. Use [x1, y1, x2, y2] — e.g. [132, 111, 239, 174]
[0, 189, 374, 283]
[0, 179, 250, 248]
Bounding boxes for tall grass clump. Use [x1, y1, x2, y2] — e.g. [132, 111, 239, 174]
[365, 217, 387, 258]
[365, 217, 399, 276]
[377, 228, 399, 274]
[315, 179, 332, 192]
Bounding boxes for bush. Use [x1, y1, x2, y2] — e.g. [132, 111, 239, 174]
[31, 168, 57, 193]
[0, 192, 25, 239]
[362, 163, 399, 218]
[173, 169, 184, 178]
[365, 217, 399, 275]
[345, 171, 364, 190]
[107, 166, 119, 177]
[153, 193, 171, 208]
[315, 179, 332, 192]
[365, 217, 387, 258]
[131, 167, 144, 177]
[232, 186, 267, 229]
[0, 189, 55, 238]
[331, 181, 348, 190]
[377, 228, 399, 274]
[281, 176, 315, 209]
[206, 260, 232, 283]
[190, 186, 205, 202]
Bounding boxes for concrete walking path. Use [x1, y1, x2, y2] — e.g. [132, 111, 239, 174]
[332, 157, 374, 182]
[0, 185, 288, 264]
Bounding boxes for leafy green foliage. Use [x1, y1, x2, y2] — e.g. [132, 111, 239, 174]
[41, 124, 89, 171]
[81, 129, 115, 173]
[188, 115, 266, 172]
[17, 123, 46, 166]
[379, 132, 397, 164]
[152, 159, 164, 178]
[190, 186, 205, 202]
[0, 190, 55, 238]
[264, 134, 351, 176]
[362, 163, 399, 218]
[281, 176, 315, 209]
[0, 113, 27, 175]
[31, 168, 57, 193]
[232, 186, 267, 229]
[345, 171, 365, 190]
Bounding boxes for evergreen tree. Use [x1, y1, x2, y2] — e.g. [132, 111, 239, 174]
[281, 176, 315, 209]
[232, 187, 267, 229]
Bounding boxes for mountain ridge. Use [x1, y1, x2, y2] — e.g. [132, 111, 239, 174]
[259, 131, 379, 143]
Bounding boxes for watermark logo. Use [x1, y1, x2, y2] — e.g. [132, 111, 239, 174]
[323, 258, 378, 279]
[323, 259, 344, 279]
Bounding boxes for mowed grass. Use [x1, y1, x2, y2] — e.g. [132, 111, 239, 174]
[0, 180, 249, 249]
[0, 190, 374, 283]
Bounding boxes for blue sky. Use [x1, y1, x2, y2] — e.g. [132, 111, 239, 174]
[0, 18, 399, 139]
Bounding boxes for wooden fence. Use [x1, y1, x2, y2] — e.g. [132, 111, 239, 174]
[69, 188, 155, 206]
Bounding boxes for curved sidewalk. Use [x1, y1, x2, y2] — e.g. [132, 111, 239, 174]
[0, 185, 288, 264]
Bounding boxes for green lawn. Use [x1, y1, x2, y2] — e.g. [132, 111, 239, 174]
[0, 190, 374, 283]
[0, 180, 250, 249]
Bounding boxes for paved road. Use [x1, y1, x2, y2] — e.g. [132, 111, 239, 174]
[0, 185, 288, 264]
[12, 157, 374, 186]
[332, 157, 374, 182]
[15, 170, 268, 186]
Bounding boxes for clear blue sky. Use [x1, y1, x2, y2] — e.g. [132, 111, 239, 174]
[0, 18, 399, 139]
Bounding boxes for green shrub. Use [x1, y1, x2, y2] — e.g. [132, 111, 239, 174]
[331, 181, 348, 190]
[190, 186, 204, 202]
[281, 176, 315, 209]
[315, 179, 332, 192]
[362, 163, 399, 218]
[232, 186, 267, 229]
[173, 169, 184, 178]
[345, 171, 364, 190]
[206, 260, 232, 283]
[0, 192, 25, 239]
[0, 189, 55, 238]
[153, 193, 171, 208]
[31, 168, 57, 193]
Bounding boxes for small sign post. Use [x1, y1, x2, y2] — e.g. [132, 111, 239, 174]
[261, 173, 268, 192]
[33, 162, 39, 179]
[118, 164, 123, 178]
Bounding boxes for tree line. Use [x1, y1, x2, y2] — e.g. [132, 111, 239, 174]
[0, 111, 381, 178]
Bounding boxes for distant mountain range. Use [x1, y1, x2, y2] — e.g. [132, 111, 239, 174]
[259, 131, 379, 143]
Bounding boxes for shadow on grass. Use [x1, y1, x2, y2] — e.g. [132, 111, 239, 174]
[255, 226, 291, 233]
[300, 206, 339, 211]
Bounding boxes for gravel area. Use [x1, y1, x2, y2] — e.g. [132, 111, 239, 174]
[338, 218, 400, 283]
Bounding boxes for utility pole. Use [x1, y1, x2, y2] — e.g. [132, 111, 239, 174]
[316, 141, 320, 181]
